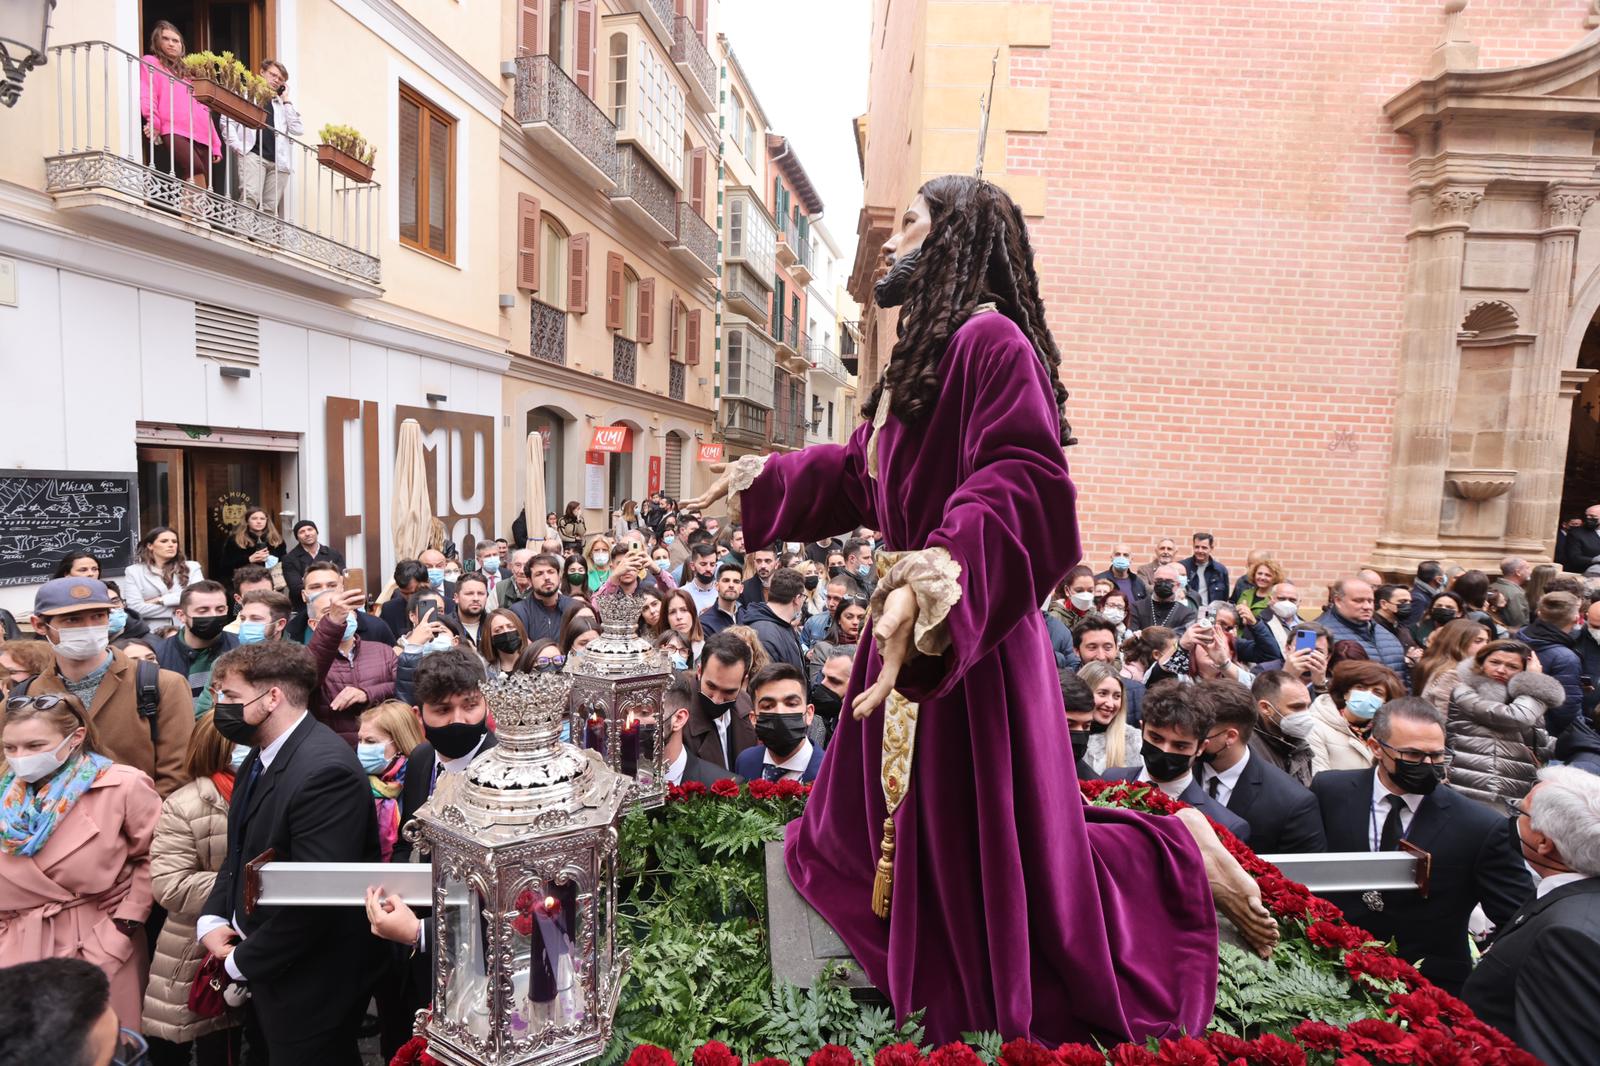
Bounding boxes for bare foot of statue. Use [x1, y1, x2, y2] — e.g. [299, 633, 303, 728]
[1175, 808, 1279, 959]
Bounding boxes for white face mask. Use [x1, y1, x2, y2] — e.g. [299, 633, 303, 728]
[593, 552, 611, 567]
[1271, 600, 1300, 621]
[1589, 625, 1600, 643]
[48, 623, 110, 662]
[1069, 592, 1095, 611]
[1103, 608, 1126, 626]
[9, 733, 80, 784]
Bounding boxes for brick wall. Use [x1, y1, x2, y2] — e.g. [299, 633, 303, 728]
[1002, 0, 1593, 601]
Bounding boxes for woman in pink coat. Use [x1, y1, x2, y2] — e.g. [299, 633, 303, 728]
[0, 692, 163, 1031]
[139, 20, 222, 194]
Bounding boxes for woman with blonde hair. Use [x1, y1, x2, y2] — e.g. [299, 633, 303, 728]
[724, 624, 771, 682]
[143, 712, 245, 1063]
[0, 693, 160, 1031]
[358, 701, 425, 862]
[1413, 618, 1492, 713]
[1234, 555, 1284, 618]
[584, 536, 614, 594]
[1077, 660, 1140, 774]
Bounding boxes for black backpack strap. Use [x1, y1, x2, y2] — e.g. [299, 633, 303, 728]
[135, 659, 161, 745]
[9, 674, 31, 698]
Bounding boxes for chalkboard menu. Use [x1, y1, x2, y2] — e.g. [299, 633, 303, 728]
[0, 471, 139, 586]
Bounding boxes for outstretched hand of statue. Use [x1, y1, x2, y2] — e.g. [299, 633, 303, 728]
[853, 584, 917, 720]
[680, 463, 729, 512]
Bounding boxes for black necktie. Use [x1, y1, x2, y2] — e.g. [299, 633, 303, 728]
[762, 764, 786, 783]
[1379, 794, 1405, 851]
[228, 757, 265, 914]
[1206, 773, 1221, 799]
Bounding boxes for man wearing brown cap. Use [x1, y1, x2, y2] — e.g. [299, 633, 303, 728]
[20, 576, 194, 795]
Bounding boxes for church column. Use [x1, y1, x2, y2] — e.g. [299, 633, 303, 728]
[1377, 185, 1482, 551]
[1503, 186, 1597, 551]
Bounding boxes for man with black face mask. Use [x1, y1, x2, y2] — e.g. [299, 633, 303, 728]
[1311, 698, 1533, 994]
[683, 631, 757, 770]
[1059, 669, 1098, 781]
[1102, 681, 1251, 841]
[734, 663, 825, 783]
[1560, 503, 1600, 573]
[392, 647, 497, 863]
[1147, 564, 1198, 631]
[809, 645, 854, 748]
[155, 579, 239, 712]
[660, 671, 732, 787]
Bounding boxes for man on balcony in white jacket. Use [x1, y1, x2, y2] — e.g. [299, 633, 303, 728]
[220, 58, 302, 231]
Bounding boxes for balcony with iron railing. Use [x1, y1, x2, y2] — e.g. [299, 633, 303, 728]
[514, 54, 619, 192]
[775, 223, 798, 268]
[722, 397, 770, 446]
[531, 299, 567, 365]
[771, 314, 798, 356]
[612, 335, 638, 385]
[668, 360, 686, 401]
[783, 219, 813, 284]
[671, 15, 716, 111]
[723, 263, 770, 323]
[806, 342, 848, 384]
[669, 200, 717, 277]
[620, 0, 675, 46]
[43, 41, 382, 294]
[610, 143, 677, 242]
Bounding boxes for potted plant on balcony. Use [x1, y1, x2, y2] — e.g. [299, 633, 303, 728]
[181, 51, 271, 129]
[316, 124, 377, 184]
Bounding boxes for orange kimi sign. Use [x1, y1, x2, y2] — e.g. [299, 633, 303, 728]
[589, 425, 632, 452]
[697, 443, 724, 463]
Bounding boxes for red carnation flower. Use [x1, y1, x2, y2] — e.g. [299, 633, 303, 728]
[710, 778, 742, 798]
[775, 778, 807, 797]
[1343, 1019, 1413, 1064]
[1079, 779, 1111, 799]
[1290, 1021, 1347, 1053]
[1403, 1024, 1473, 1066]
[807, 1045, 857, 1066]
[1387, 989, 1444, 1025]
[1105, 1044, 1157, 1066]
[927, 1044, 986, 1066]
[1332, 1057, 1374, 1066]
[667, 783, 687, 802]
[390, 1036, 439, 1066]
[748, 778, 778, 800]
[695, 1042, 742, 1066]
[1243, 1034, 1306, 1066]
[512, 912, 534, 937]
[1344, 950, 1411, 988]
[1053, 1044, 1107, 1066]
[1450, 1018, 1513, 1052]
[874, 1043, 924, 1066]
[1499, 1051, 1543, 1066]
[627, 1047, 679, 1066]
[679, 781, 708, 797]
[999, 1040, 1056, 1066]
[1305, 897, 1345, 923]
[1206, 1034, 1252, 1062]
[1153, 1035, 1217, 1065]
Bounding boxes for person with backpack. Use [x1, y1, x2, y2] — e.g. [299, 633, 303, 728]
[20, 578, 195, 797]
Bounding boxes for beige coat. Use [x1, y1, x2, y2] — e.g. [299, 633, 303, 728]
[1304, 693, 1376, 776]
[141, 775, 235, 1043]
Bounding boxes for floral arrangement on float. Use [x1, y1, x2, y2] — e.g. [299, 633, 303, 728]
[392, 778, 1538, 1066]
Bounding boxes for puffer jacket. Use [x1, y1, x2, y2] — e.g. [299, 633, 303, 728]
[142, 775, 234, 1043]
[1446, 661, 1565, 806]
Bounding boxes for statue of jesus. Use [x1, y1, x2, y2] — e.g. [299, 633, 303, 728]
[685, 176, 1277, 1045]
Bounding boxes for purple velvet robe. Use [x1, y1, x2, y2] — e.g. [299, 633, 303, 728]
[742, 312, 1218, 1044]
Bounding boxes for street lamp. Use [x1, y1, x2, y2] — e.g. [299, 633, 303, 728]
[0, 0, 56, 108]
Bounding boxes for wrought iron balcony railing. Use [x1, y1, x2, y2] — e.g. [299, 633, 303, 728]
[673, 200, 717, 275]
[612, 144, 676, 240]
[670, 16, 716, 108]
[531, 299, 567, 365]
[44, 41, 381, 288]
[613, 335, 638, 385]
[513, 54, 619, 188]
[807, 342, 847, 382]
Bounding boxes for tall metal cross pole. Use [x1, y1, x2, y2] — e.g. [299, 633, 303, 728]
[974, 50, 999, 179]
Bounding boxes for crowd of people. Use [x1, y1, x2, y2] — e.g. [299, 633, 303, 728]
[4, 499, 1600, 1064]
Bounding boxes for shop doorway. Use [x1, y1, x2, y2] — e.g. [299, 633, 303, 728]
[137, 445, 284, 587]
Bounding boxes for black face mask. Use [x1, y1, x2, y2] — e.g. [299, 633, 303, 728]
[809, 685, 842, 724]
[1089, 719, 1109, 735]
[755, 711, 809, 755]
[1140, 739, 1194, 783]
[213, 690, 268, 746]
[1586, 516, 1600, 529]
[187, 615, 229, 642]
[1386, 755, 1444, 796]
[1070, 728, 1091, 761]
[698, 689, 739, 720]
[425, 718, 488, 760]
[827, 565, 844, 579]
[803, 575, 820, 591]
[492, 631, 524, 655]
[873, 245, 922, 308]
[1153, 579, 1176, 599]
[1429, 606, 1457, 626]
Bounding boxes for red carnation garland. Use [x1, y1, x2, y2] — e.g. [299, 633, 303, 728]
[393, 779, 1534, 1066]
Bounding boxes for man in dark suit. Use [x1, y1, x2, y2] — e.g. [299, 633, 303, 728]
[1096, 543, 1154, 630]
[685, 631, 758, 771]
[733, 663, 826, 783]
[509, 552, 573, 644]
[1312, 697, 1533, 995]
[1104, 681, 1252, 842]
[1191, 679, 1325, 853]
[197, 642, 379, 1063]
[661, 671, 737, 786]
[1179, 532, 1229, 609]
[1463, 766, 1600, 1066]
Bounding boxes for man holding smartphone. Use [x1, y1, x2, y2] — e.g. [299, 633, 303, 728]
[220, 59, 303, 229]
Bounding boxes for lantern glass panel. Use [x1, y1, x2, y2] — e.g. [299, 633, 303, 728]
[514, 877, 583, 1032]
[441, 871, 492, 1039]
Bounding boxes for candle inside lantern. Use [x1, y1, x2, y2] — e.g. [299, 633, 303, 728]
[620, 719, 639, 777]
[584, 711, 606, 755]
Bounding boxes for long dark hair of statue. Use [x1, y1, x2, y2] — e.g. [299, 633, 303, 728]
[862, 175, 1076, 446]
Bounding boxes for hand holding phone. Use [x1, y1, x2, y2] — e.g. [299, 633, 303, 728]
[1293, 628, 1319, 655]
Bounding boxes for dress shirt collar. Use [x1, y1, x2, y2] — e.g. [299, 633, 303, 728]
[438, 733, 490, 776]
[258, 711, 308, 770]
[766, 738, 814, 773]
[1138, 766, 1193, 799]
[1203, 748, 1250, 792]
[1536, 870, 1593, 899]
[666, 745, 688, 786]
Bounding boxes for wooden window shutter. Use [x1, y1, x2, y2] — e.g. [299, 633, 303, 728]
[685, 308, 700, 365]
[568, 233, 589, 312]
[668, 296, 680, 359]
[690, 148, 706, 216]
[574, 0, 597, 98]
[518, 0, 542, 56]
[694, 0, 708, 39]
[638, 278, 656, 344]
[605, 251, 625, 331]
[516, 194, 540, 292]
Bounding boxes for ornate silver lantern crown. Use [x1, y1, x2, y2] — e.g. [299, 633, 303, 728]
[577, 587, 668, 677]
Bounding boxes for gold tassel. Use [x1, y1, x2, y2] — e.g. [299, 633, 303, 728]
[870, 817, 896, 920]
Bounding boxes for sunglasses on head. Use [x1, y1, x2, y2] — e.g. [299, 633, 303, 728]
[5, 693, 87, 724]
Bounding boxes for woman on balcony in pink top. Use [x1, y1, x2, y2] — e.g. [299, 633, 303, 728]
[139, 21, 222, 199]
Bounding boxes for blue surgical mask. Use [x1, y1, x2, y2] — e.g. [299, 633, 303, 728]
[230, 744, 250, 771]
[856, 564, 871, 579]
[108, 608, 128, 636]
[1111, 555, 1131, 571]
[428, 567, 445, 588]
[264, 554, 279, 569]
[357, 742, 389, 774]
[664, 535, 675, 546]
[342, 614, 358, 641]
[483, 556, 501, 574]
[428, 632, 454, 653]
[670, 653, 689, 671]
[1344, 689, 1384, 722]
[238, 620, 269, 645]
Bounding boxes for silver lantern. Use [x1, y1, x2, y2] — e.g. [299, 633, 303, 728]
[567, 586, 669, 809]
[408, 669, 631, 1066]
